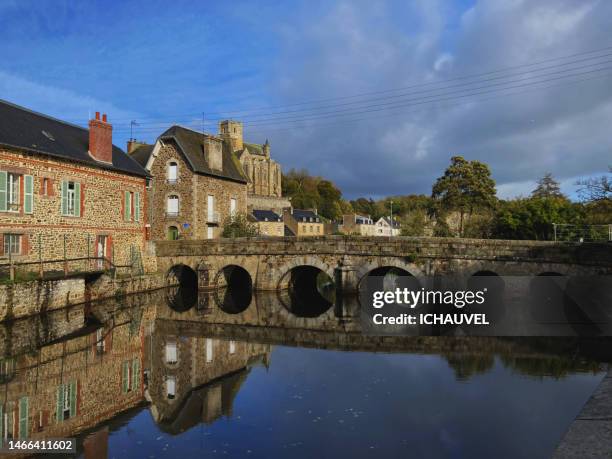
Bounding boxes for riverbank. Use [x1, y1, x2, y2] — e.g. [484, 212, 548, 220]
[553, 366, 612, 458]
[0, 272, 168, 321]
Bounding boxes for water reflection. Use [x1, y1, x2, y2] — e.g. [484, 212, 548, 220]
[0, 290, 608, 458]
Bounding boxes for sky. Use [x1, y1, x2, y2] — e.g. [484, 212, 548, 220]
[0, 0, 611, 200]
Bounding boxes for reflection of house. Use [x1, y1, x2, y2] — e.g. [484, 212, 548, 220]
[250, 209, 284, 237]
[375, 216, 401, 236]
[129, 126, 248, 240]
[220, 120, 290, 213]
[283, 208, 325, 236]
[145, 321, 270, 433]
[0, 100, 149, 273]
[339, 214, 375, 236]
[0, 315, 144, 446]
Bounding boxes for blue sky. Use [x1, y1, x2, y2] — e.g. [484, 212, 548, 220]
[0, 0, 610, 199]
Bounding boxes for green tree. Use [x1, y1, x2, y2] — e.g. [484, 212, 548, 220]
[532, 173, 565, 199]
[221, 214, 260, 238]
[431, 156, 497, 237]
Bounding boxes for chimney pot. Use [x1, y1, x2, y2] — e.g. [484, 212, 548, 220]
[95, 111, 100, 120]
[102, 114, 107, 123]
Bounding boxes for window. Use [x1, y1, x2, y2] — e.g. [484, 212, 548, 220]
[207, 226, 214, 239]
[229, 340, 236, 354]
[166, 376, 176, 399]
[3, 402, 15, 441]
[95, 328, 105, 355]
[61, 180, 81, 217]
[123, 191, 141, 222]
[167, 195, 179, 217]
[7, 173, 19, 212]
[122, 359, 140, 393]
[56, 382, 77, 422]
[207, 195, 215, 221]
[3, 234, 21, 256]
[167, 162, 178, 183]
[42, 178, 50, 196]
[230, 198, 237, 217]
[165, 342, 177, 364]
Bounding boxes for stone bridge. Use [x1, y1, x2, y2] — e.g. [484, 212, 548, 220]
[154, 236, 612, 294]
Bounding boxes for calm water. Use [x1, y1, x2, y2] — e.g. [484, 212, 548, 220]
[0, 289, 607, 459]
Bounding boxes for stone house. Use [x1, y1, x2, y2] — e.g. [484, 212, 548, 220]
[129, 125, 248, 240]
[375, 216, 401, 236]
[339, 213, 375, 236]
[283, 208, 325, 236]
[0, 100, 150, 275]
[219, 120, 290, 213]
[250, 209, 284, 237]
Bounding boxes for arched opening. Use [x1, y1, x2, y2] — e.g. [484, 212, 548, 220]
[216, 265, 253, 314]
[359, 266, 420, 291]
[166, 264, 198, 312]
[529, 272, 566, 325]
[467, 271, 505, 324]
[167, 226, 179, 241]
[282, 265, 335, 317]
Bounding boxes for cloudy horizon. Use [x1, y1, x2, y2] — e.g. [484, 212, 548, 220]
[0, 0, 610, 200]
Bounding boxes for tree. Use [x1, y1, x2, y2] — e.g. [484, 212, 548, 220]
[431, 156, 497, 237]
[221, 214, 259, 238]
[532, 173, 565, 199]
[576, 166, 612, 202]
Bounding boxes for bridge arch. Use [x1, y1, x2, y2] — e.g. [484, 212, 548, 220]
[273, 256, 336, 291]
[165, 264, 198, 312]
[213, 264, 253, 314]
[355, 260, 426, 290]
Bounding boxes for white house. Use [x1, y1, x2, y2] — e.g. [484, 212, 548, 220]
[375, 216, 400, 236]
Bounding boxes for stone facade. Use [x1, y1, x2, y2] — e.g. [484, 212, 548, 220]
[0, 148, 148, 275]
[144, 138, 247, 241]
[256, 220, 285, 237]
[283, 209, 325, 236]
[339, 214, 375, 236]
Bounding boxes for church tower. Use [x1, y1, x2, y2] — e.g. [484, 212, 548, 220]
[218, 120, 243, 152]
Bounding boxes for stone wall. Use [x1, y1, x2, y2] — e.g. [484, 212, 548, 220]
[246, 194, 291, 213]
[256, 221, 284, 237]
[0, 148, 149, 274]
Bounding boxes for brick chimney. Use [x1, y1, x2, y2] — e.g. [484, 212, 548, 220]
[89, 112, 113, 163]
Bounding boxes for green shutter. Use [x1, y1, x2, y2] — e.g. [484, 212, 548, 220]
[134, 192, 141, 222]
[0, 171, 7, 212]
[24, 175, 33, 214]
[132, 359, 140, 391]
[122, 361, 130, 393]
[56, 385, 64, 423]
[74, 182, 81, 217]
[61, 181, 68, 215]
[124, 192, 131, 222]
[69, 381, 77, 418]
[19, 396, 28, 439]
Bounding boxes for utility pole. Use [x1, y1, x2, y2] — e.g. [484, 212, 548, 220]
[389, 200, 393, 238]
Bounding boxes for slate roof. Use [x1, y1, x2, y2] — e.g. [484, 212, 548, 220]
[129, 144, 154, 168]
[380, 216, 401, 228]
[252, 209, 282, 222]
[291, 209, 321, 222]
[157, 126, 247, 183]
[0, 99, 148, 177]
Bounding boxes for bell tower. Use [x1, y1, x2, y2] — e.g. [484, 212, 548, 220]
[218, 120, 243, 152]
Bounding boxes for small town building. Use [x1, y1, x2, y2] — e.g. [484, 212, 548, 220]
[375, 216, 401, 236]
[129, 125, 248, 240]
[251, 209, 284, 237]
[283, 208, 324, 236]
[339, 213, 375, 236]
[0, 100, 149, 275]
[219, 120, 290, 213]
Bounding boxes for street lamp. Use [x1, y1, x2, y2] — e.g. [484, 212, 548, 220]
[389, 200, 393, 237]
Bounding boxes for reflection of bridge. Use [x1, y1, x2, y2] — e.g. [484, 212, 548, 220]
[156, 236, 612, 294]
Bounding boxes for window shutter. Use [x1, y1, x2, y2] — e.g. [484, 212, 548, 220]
[134, 192, 140, 222]
[124, 192, 131, 222]
[61, 181, 68, 215]
[0, 171, 7, 212]
[132, 359, 140, 391]
[0, 234, 4, 256]
[19, 396, 28, 439]
[56, 385, 63, 423]
[24, 175, 33, 214]
[122, 361, 129, 393]
[74, 182, 81, 217]
[80, 184, 85, 217]
[22, 234, 29, 255]
[69, 381, 77, 418]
